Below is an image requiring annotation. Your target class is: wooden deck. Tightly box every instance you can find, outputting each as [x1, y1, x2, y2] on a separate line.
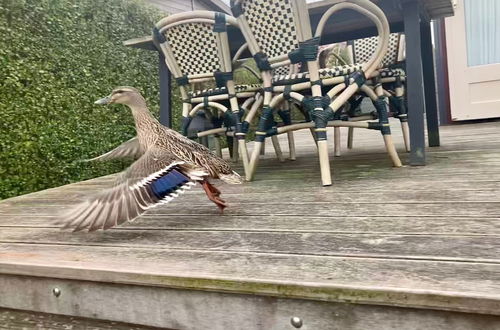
[1, 120, 500, 329]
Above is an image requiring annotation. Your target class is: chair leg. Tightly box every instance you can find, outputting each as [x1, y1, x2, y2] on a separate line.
[271, 135, 285, 162]
[314, 124, 332, 186]
[401, 120, 410, 152]
[317, 139, 332, 186]
[248, 140, 264, 181]
[278, 102, 296, 161]
[232, 137, 239, 163]
[238, 138, 250, 180]
[287, 131, 296, 160]
[373, 97, 403, 168]
[334, 127, 341, 157]
[248, 99, 275, 181]
[214, 135, 223, 158]
[310, 128, 318, 146]
[347, 127, 354, 149]
[392, 76, 409, 152]
[383, 134, 403, 167]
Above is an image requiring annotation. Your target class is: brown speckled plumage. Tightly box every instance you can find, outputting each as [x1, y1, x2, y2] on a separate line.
[132, 102, 234, 180]
[59, 87, 241, 232]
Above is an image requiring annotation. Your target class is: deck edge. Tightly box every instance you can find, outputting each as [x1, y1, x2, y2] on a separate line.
[1, 262, 499, 316]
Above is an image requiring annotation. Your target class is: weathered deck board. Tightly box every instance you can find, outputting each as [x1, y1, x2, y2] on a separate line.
[1, 120, 500, 327]
[1, 216, 499, 237]
[2, 201, 500, 217]
[1, 244, 500, 315]
[0, 307, 163, 330]
[4, 187, 500, 204]
[1, 227, 500, 263]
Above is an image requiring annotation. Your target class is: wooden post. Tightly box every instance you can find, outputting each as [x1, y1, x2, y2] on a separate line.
[347, 127, 354, 149]
[421, 15, 440, 147]
[159, 52, 172, 128]
[403, 0, 426, 165]
[334, 127, 341, 157]
[433, 18, 452, 126]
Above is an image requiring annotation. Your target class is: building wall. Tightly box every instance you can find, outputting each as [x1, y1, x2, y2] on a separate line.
[147, 0, 213, 14]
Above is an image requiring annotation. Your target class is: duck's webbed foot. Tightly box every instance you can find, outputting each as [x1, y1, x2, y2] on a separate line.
[208, 183, 222, 198]
[201, 180, 227, 213]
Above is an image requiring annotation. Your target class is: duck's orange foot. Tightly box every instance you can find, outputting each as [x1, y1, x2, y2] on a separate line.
[201, 180, 227, 214]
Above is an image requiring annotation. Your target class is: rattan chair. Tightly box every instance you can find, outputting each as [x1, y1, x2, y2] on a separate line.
[345, 33, 409, 152]
[231, 0, 402, 186]
[232, 53, 302, 162]
[153, 11, 262, 178]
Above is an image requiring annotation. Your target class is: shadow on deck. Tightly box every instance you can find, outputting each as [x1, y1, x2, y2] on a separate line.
[1, 120, 500, 329]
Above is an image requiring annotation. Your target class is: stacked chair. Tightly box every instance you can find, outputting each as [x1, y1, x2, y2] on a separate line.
[152, 0, 404, 186]
[153, 11, 262, 179]
[231, 0, 402, 185]
[344, 32, 409, 152]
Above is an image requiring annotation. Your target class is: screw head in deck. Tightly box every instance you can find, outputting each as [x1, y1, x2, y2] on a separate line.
[291, 316, 303, 328]
[52, 287, 61, 297]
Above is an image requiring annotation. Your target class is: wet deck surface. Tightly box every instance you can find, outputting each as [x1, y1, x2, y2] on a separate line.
[1, 120, 500, 316]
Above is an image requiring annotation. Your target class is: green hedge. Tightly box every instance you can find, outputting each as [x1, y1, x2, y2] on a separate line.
[0, 0, 182, 199]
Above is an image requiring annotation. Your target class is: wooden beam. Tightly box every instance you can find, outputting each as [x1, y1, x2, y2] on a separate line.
[421, 15, 440, 147]
[403, 0, 427, 165]
[158, 53, 172, 128]
[122, 36, 156, 51]
[1, 275, 499, 329]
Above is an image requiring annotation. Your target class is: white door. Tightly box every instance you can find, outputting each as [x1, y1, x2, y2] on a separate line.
[445, 0, 500, 121]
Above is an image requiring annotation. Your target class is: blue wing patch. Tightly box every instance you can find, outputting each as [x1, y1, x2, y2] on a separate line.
[150, 168, 190, 199]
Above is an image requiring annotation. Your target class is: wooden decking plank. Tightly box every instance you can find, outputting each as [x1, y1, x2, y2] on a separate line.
[2, 215, 499, 236]
[1, 227, 499, 263]
[4, 182, 500, 207]
[0, 243, 498, 315]
[1, 200, 500, 218]
[5, 188, 500, 206]
[9, 163, 500, 185]
[5, 176, 500, 199]
[246, 171, 500, 182]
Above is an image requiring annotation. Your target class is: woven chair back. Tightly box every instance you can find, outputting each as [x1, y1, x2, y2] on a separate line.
[164, 22, 222, 76]
[232, 0, 306, 61]
[352, 33, 402, 67]
[156, 12, 239, 80]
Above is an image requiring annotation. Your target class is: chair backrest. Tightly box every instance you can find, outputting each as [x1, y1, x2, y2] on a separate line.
[351, 33, 402, 67]
[154, 12, 238, 82]
[231, 0, 311, 63]
[164, 23, 221, 76]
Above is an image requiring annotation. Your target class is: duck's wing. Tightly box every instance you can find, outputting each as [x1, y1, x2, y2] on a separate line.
[83, 137, 143, 162]
[59, 148, 207, 232]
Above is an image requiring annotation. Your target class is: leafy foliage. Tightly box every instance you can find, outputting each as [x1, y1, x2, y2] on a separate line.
[0, 0, 181, 199]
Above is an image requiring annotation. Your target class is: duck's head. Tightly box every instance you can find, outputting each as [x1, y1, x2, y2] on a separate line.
[94, 86, 143, 106]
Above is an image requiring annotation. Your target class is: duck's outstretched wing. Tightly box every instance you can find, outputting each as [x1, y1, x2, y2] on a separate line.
[83, 137, 143, 162]
[60, 148, 207, 232]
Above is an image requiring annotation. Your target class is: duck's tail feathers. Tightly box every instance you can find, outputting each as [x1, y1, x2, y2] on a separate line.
[219, 171, 243, 184]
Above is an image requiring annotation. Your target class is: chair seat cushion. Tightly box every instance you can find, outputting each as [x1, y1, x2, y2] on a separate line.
[188, 84, 261, 98]
[272, 64, 364, 86]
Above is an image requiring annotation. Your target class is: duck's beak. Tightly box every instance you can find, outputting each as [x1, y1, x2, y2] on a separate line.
[94, 95, 112, 105]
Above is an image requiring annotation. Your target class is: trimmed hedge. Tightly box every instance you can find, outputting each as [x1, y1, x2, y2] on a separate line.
[0, 0, 181, 199]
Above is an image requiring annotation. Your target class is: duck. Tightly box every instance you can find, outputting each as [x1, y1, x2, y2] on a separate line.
[61, 87, 242, 232]
[83, 136, 142, 162]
